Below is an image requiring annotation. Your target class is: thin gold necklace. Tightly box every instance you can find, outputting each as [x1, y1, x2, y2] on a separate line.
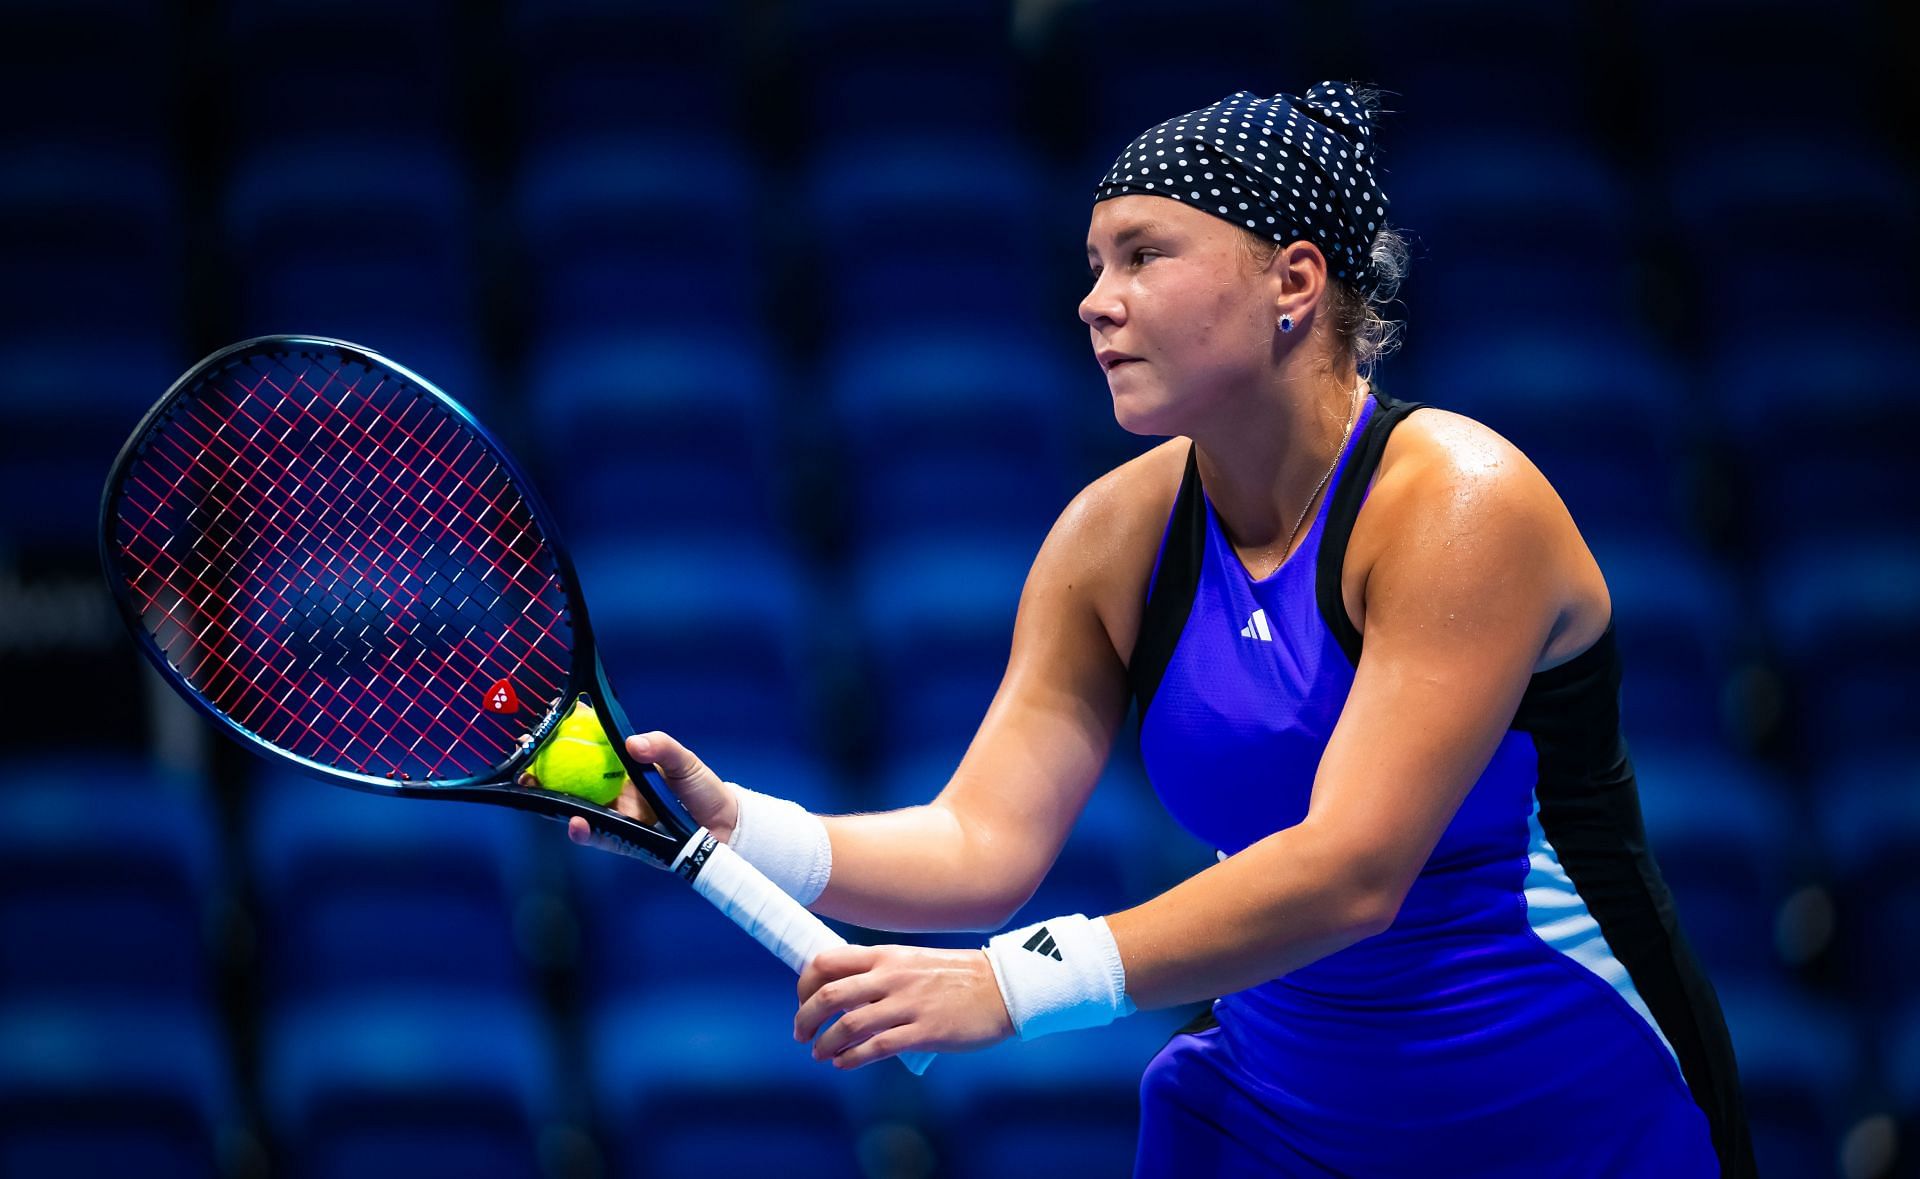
[1282, 379, 1364, 560]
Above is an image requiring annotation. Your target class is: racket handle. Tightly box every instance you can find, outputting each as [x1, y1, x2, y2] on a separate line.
[687, 839, 934, 1076]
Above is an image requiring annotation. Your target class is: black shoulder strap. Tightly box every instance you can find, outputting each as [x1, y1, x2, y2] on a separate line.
[1126, 442, 1206, 723]
[1316, 392, 1427, 668]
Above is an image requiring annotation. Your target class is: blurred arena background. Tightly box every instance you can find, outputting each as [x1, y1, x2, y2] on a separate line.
[1, 0, 1915, 1175]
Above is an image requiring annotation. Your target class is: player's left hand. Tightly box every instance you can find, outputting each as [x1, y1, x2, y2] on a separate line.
[795, 944, 1014, 1069]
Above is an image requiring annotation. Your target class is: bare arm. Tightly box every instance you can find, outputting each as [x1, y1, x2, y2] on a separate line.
[811, 483, 1139, 932]
[1107, 430, 1579, 1007]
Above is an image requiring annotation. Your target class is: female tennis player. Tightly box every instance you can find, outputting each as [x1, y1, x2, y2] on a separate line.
[567, 84, 1754, 1177]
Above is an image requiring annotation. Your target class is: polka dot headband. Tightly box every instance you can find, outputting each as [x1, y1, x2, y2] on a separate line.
[1094, 83, 1391, 299]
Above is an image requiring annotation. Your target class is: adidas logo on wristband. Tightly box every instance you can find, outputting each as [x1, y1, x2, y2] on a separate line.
[985, 914, 1135, 1040]
[1022, 926, 1064, 960]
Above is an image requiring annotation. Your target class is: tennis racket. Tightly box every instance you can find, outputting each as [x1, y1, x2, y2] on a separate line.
[99, 334, 932, 1075]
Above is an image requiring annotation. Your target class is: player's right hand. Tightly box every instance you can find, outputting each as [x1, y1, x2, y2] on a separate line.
[566, 731, 740, 847]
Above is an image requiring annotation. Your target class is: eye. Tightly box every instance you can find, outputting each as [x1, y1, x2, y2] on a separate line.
[1087, 249, 1153, 279]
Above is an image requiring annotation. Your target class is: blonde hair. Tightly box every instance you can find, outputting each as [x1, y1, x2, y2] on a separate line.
[1239, 85, 1409, 381]
[1241, 216, 1409, 383]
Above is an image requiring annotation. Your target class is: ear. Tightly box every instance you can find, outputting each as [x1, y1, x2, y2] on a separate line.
[1272, 239, 1331, 325]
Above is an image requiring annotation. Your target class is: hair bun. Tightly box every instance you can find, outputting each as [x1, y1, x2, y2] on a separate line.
[1299, 80, 1375, 141]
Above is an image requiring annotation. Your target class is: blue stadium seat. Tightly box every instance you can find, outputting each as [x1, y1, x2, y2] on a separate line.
[247, 769, 539, 1005]
[1889, 999, 1920, 1144]
[514, 136, 764, 344]
[1391, 137, 1644, 342]
[573, 864, 802, 1003]
[1669, 134, 1916, 344]
[567, 748, 853, 1004]
[803, 136, 1053, 338]
[1639, 1, 1879, 143]
[782, 0, 1020, 147]
[1354, 0, 1597, 141]
[807, 59, 1021, 153]
[1588, 538, 1743, 753]
[1711, 338, 1920, 545]
[1407, 256, 1649, 350]
[1716, 982, 1858, 1179]
[0, 756, 221, 1003]
[589, 985, 872, 1179]
[222, 140, 486, 409]
[828, 328, 1077, 548]
[785, 0, 1010, 59]
[1061, 0, 1301, 157]
[1816, 752, 1920, 1013]
[0, 999, 236, 1178]
[0, 0, 178, 151]
[1082, 750, 1222, 900]
[0, 339, 184, 550]
[1761, 540, 1920, 760]
[508, 0, 748, 144]
[921, 1009, 1193, 1179]
[525, 332, 783, 543]
[1390, 134, 1634, 262]
[261, 992, 560, 1179]
[569, 541, 819, 757]
[1416, 332, 1697, 544]
[1630, 748, 1801, 981]
[0, 146, 181, 347]
[676, 743, 853, 821]
[222, 0, 463, 149]
[854, 539, 1032, 762]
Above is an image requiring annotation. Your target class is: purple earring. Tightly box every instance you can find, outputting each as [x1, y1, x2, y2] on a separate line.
[1279, 315, 1294, 333]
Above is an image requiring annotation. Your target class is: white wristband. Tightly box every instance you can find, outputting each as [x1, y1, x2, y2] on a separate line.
[723, 782, 832, 906]
[983, 914, 1136, 1040]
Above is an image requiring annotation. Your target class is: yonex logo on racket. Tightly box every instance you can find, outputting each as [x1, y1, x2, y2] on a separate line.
[1022, 926, 1063, 960]
[483, 678, 521, 714]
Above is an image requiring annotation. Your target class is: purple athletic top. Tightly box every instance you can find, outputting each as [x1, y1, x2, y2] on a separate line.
[1123, 390, 1750, 1177]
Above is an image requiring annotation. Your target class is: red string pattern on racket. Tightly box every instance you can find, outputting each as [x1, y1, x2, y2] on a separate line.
[112, 349, 574, 782]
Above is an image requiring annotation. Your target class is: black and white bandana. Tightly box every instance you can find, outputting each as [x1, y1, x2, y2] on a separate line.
[1093, 83, 1391, 299]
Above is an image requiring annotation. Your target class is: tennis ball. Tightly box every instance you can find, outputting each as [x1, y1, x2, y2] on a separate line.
[528, 700, 626, 806]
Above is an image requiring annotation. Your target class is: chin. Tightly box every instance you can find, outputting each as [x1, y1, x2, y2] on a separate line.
[1111, 395, 1181, 438]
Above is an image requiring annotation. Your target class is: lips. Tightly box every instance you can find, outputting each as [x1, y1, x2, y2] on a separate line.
[1098, 351, 1141, 371]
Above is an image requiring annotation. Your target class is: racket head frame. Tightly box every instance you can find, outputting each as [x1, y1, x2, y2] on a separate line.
[99, 334, 699, 865]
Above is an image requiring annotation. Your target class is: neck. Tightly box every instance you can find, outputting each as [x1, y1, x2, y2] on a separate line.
[1191, 371, 1367, 559]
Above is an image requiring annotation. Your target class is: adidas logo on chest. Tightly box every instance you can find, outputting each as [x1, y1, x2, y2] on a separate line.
[1239, 608, 1273, 642]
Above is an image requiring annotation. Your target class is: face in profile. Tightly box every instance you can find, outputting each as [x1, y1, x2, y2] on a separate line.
[1080, 195, 1291, 437]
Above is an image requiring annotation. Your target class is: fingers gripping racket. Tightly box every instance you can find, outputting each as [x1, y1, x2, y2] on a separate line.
[100, 335, 932, 1074]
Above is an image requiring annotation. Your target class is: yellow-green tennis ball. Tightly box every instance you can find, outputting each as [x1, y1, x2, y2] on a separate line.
[529, 701, 626, 806]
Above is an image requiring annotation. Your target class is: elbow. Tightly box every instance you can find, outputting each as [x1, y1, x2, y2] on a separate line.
[1331, 854, 1408, 942]
[1346, 885, 1402, 941]
[974, 884, 1040, 934]
[942, 802, 1049, 932]
[935, 899, 1028, 935]
[1307, 827, 1409, 942]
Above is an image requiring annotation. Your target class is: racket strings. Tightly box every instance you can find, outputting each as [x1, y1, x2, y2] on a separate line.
[112, 350, 574, 781]
[145, 358, 568, 772]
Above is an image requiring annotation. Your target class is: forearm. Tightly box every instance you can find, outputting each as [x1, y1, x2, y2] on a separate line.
[1105, 821, 1396, 1010]
[812, 803, 1015, 933]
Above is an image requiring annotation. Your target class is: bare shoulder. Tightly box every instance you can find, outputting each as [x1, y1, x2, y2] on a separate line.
[1352, 407, 1611, 668]
[1372, 407, 1552, 506]
[1037, 437, 1190, 665]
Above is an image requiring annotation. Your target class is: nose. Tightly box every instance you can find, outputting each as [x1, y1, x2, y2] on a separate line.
[1078, 272, 1124, 329]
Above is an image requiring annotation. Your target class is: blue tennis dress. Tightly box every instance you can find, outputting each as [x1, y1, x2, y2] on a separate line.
[1124, 391, 1751, 1177]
